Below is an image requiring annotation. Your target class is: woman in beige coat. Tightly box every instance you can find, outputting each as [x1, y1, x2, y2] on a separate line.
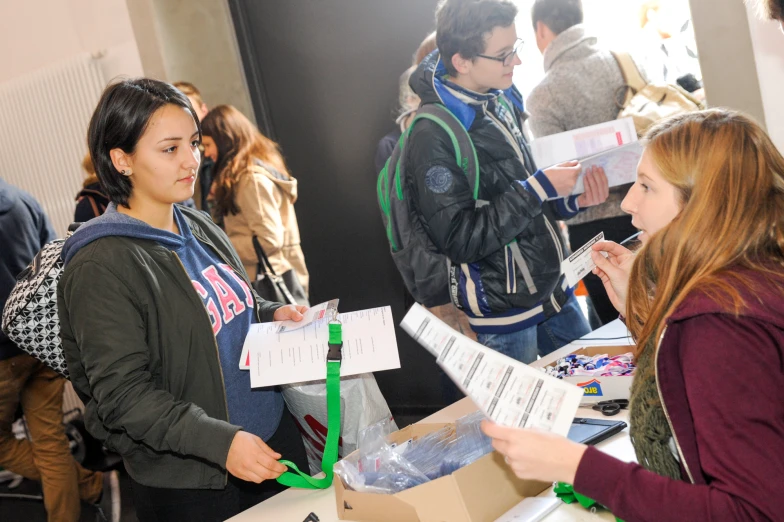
[201, 105, 309, 297]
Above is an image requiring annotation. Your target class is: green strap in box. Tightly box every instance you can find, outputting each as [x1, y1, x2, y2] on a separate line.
[554, 482, 624, 522]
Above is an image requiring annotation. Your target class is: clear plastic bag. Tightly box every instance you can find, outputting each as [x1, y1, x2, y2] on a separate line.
[335, 417, 430, 494]
[334, 410, 495, 494]
[437, 410, 494, 476]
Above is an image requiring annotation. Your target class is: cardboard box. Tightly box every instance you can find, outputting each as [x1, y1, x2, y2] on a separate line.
[334, 422, 550, 522]
[533, 345, 636, 404]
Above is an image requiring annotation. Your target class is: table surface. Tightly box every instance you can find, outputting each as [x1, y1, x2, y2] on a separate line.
[228, 320, 635, 522]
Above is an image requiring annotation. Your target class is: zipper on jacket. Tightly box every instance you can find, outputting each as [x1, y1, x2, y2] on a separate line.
[543, 218, 564, 264]
[486, 107, 565, 265]
[550, 293, 562, 313]
[653, 326, 696, 484]
[172, 251, 232, 486]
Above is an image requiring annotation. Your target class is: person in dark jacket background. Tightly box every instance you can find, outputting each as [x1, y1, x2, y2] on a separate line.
[483, 109, 784, 521]
[58, 78, 308, 522]
[402, 0, 609, 363]
[0, 179, 119, 522]
[74, 152, 109, 222]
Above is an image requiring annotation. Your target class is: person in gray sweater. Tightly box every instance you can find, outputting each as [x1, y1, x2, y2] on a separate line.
[526, 0, 642, 324]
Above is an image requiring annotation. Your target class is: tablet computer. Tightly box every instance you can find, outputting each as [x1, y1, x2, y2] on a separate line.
[567, 418, 627, 446]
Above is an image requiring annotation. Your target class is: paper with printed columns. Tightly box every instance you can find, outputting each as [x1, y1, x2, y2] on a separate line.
[243, 306, 401, 388]
[401, 304, 582, 436]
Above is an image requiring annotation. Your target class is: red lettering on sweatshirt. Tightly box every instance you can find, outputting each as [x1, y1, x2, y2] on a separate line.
[203, 265, 246, 323]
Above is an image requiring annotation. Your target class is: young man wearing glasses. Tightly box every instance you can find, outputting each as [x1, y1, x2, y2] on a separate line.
[401, 0, 609, 363]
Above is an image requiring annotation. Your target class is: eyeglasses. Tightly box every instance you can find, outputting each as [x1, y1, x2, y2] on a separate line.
[476, 39, 524, 67]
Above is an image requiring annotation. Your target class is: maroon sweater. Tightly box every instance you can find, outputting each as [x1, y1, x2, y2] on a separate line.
[574, 269, 784, 521]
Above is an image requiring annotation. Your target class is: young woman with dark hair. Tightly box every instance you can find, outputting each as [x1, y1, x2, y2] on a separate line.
[58, 78, 309, 521]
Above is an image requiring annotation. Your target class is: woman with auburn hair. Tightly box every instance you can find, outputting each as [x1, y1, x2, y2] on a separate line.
[201, 105, 309, 302]
[482, 109, 784, 521]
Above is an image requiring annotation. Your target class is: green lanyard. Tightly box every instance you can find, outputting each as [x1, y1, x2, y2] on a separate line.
[276, 321, 342, 489]
[554, 482, 624, 522]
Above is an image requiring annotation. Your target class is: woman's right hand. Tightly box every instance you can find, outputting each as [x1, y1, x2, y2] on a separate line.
[591, 241, 636, 314]
[225, 431, 287, 483]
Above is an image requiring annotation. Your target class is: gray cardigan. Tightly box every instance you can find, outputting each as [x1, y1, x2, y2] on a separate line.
[526, 25, 639, 225]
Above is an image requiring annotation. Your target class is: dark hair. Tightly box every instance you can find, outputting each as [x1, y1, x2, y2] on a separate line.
[760, 0, 784, 21]
[201, 105, 289, 217]
[531, 0, 583, 35]
[87, 78, 200, 207]
[435, 0, 518, 76]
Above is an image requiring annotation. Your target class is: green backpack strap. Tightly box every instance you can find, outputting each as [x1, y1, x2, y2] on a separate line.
[275, 321, 342, 489]
[400, 103, 480, 201]
[377, 131, 406, 251]
[376, 103, 480, 255]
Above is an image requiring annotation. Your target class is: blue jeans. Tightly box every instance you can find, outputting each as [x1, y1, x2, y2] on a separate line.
[476, 295, 591, 364]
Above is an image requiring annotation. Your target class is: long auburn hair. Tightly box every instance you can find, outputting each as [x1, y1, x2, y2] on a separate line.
[627, 109, 784, 355]
[201, 105, 290, 216]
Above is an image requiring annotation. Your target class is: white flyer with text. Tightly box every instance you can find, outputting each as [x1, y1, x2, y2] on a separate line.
[401, 304, 582, 436]
[245, 306, 401, 388]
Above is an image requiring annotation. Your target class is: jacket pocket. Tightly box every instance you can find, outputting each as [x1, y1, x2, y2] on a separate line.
[506, 241, 538, 295]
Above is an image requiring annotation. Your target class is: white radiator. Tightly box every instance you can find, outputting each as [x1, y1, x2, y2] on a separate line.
[0, 53, 105, 237]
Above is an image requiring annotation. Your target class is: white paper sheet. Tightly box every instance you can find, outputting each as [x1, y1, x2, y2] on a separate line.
[276, 298, 340, 333]
[239, 299, 341, 370]
[571, 141, 642, 195]
[246, 306, 401, 388]
[531, 117, 637, 168]
[561, 232, 604, 287]
[401, 304, 582, 436]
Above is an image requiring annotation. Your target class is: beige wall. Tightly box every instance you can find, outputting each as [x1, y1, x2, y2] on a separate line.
[745, 4, 784, 152]
[126, 0, 255, 121]
[689, 0, 767, 128]
[0, 0, 144, 83]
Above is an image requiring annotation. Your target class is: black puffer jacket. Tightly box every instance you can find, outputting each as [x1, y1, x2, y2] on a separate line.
[404, 52, 581, 334]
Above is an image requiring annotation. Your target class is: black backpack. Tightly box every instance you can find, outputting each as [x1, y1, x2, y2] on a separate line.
[377, 104, 479, 307]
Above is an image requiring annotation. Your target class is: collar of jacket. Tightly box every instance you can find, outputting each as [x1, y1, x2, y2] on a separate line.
[542, 24, 597, 71]
[427, 51, 526, 130]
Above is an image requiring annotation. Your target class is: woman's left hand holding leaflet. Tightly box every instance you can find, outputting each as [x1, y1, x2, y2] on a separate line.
[273, 304, 309, 322]
[481, 420, 587, 484]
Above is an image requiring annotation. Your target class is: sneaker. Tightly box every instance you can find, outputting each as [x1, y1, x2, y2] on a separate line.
[95, 470, 121, 522]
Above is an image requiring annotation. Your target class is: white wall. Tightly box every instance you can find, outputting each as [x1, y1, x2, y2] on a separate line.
[746, 5, 784, 153]
[0, 0, 144, 83]
[0, 0, 144, 235]
[126, 0, 255, 122]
